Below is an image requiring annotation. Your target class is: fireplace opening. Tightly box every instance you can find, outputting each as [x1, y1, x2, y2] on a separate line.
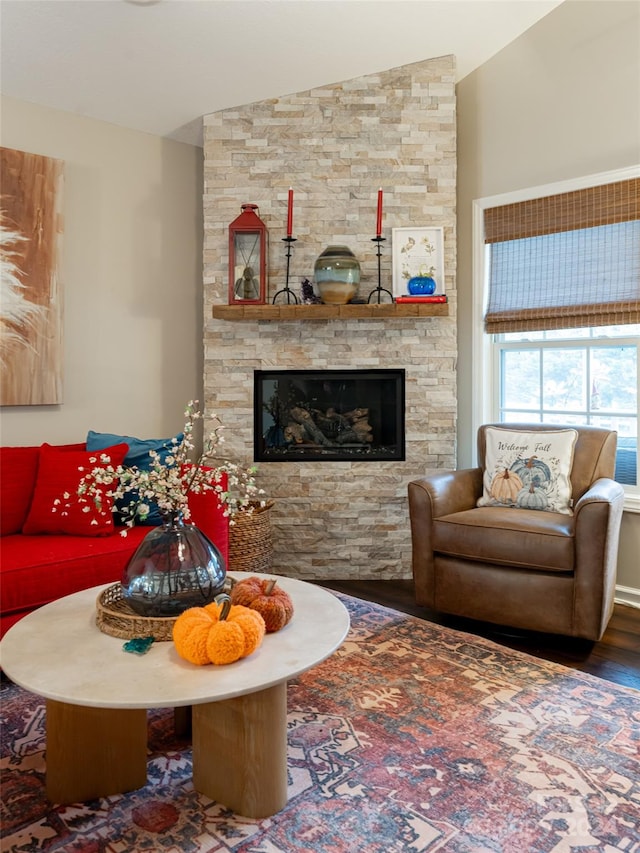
[254, 369, 405, 462]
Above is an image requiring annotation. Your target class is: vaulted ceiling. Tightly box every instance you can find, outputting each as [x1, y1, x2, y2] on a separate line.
[0, 0, 562, 147]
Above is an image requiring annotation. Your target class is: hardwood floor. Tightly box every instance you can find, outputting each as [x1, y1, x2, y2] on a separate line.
[319, 579, 640, 691]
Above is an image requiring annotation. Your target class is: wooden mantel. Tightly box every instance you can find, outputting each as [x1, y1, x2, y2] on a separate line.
[211, 303, 449, 321]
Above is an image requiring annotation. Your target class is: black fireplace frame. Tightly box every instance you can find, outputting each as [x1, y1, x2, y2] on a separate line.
[254, 368, 406, 462]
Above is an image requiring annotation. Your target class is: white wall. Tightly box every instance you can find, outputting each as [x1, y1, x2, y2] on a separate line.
[456, 0, 640, 600]
[0, 96, 203, 445]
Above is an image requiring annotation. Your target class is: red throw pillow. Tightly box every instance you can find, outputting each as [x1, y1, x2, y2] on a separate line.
[0, 446, 41, 535]
[22, 443, 128, 536]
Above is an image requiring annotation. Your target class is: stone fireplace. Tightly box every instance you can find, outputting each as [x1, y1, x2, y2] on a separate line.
[203, 55, 457, 581]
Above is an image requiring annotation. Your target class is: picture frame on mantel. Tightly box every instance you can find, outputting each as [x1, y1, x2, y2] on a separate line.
[391, 226, 445, 298]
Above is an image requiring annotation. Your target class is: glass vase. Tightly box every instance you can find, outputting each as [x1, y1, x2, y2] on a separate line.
[121, 511, 227, 617]
[407, 276, 437, 295]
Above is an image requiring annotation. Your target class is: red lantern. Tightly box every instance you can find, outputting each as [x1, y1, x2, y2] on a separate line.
[228, 203, 268, 304]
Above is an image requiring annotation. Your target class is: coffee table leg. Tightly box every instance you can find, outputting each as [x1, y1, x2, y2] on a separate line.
[174, 705, 192, 738]
[45, 699, 148, 803]
[192, 681, 288, 818]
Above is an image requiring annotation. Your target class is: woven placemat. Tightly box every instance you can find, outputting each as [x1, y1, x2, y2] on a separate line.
[96, 584, 179, 641]
[96, 580, 236, 641]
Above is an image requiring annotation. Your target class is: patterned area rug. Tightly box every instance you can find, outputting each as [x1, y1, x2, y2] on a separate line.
[1, 593, 639, 853]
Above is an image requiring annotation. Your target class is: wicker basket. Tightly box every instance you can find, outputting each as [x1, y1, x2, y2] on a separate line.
[228, 500, 274, 574]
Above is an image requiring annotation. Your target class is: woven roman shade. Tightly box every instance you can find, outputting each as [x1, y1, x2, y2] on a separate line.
[484, 178, 640, 334]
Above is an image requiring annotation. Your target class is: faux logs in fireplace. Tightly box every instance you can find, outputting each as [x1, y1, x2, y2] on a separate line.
[254, 369, 405, 462]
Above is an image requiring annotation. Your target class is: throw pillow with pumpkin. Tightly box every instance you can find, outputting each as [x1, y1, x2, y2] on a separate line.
[229, 576, 294, 633]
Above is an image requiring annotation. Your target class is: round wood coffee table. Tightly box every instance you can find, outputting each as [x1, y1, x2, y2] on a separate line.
[0, 572, 350, 818]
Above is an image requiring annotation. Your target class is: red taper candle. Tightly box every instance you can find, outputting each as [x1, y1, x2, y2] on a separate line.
[287, 188, 294, 237]
[376, 188, 383, 237]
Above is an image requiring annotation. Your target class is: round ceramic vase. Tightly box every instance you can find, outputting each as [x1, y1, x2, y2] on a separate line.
[314, 245, 361, 304]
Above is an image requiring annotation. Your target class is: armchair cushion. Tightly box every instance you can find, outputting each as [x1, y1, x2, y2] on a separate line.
[477, 427, 578, 514]
[433, 506, 575, 572]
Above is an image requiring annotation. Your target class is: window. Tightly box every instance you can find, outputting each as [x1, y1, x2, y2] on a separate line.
[496, 327, 638, 486]
[473, 168, 640, 509]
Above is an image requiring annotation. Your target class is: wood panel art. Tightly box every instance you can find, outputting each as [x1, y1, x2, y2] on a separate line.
[0, 146, 64, 405]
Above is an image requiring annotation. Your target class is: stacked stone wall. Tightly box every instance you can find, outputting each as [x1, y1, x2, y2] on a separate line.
[203, 56, 457, 580]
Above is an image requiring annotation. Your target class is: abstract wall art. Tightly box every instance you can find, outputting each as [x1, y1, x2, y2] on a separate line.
[0, 146, 64, 406]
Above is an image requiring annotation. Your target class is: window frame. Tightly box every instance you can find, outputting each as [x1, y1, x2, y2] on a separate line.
[472, 166, 640, 512]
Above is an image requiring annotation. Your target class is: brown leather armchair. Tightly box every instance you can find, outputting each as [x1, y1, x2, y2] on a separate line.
[408, 424, 625, 641]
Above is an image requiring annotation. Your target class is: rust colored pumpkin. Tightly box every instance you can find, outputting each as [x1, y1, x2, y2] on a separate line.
[230, 576, 294, 633]
[490, 468, 523, 503]
[173, 600, 265, 666]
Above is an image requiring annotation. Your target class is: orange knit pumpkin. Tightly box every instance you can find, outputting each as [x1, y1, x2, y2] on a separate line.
[173, 600, 265, 666]
[230, 576, 294, 633]
[172, 606, 216, 665]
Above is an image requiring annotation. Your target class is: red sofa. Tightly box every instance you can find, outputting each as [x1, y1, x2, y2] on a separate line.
[0, 443, 229, 638]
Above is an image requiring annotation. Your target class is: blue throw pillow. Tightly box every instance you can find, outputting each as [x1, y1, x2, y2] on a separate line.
[86, 430, 183, 526]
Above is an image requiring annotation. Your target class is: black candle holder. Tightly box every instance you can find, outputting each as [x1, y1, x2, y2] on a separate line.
[367, 236, 393, 303]
[272, 236, 300, 304]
